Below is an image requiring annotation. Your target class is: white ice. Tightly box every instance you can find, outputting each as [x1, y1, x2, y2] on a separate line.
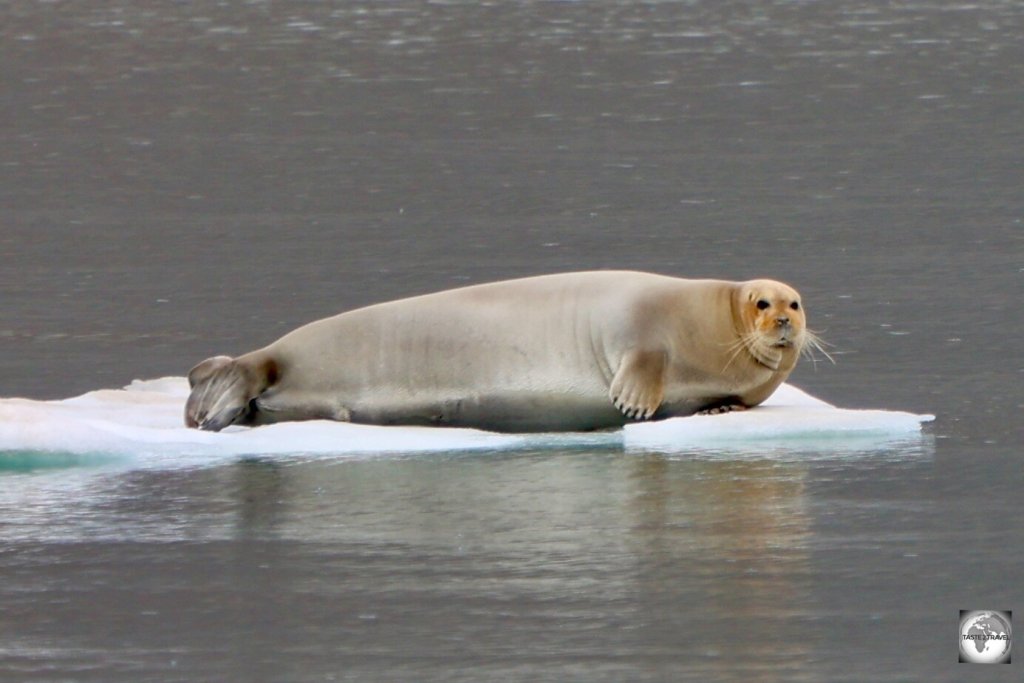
[0, 378, 933, 465]
[624, 383, 934, 453]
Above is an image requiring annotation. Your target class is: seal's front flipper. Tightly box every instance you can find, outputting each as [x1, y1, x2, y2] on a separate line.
[185, 355, 274, 431]
[609, 349, 667, 420]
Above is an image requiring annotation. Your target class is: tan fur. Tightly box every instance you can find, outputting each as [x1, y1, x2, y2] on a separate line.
[184, 271, 808, 432]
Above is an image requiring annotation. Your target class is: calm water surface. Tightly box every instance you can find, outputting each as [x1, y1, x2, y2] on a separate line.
[1, 1, 1021, 681]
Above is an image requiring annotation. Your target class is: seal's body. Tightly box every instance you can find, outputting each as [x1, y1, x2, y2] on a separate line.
[185, 271, 811, 432]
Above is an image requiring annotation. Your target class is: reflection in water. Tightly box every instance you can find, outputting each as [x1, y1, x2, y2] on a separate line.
[232, 457, 289, 537]
[186, 447, 939, 680]
[628, 455, 813, 679]
[0, 439, 939, 680]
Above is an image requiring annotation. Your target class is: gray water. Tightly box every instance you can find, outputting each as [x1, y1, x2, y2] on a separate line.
[1, 1, 1021, 681]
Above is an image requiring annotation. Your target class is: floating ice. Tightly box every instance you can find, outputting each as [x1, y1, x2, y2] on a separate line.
[625, 384, 934, 453]
[0, 378, 533, 462]
[0, 378, 933, 466]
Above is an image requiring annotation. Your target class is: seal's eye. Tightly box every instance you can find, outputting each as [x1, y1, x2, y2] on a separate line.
[756, 299, 770, 311]
[790, 301, 800, 311]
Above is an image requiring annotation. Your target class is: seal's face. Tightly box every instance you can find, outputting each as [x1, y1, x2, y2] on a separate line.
[734, 280, 806, 370]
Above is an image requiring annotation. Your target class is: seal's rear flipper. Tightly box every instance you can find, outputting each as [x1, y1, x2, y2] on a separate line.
[187, 355, 234, 389]
[185, 355, 272, 431]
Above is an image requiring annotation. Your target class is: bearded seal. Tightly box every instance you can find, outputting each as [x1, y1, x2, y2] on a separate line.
[185, 271, 823, 432]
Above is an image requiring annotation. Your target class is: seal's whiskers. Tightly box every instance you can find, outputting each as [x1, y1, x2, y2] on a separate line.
[800, 330, 836, 368]
[722, 332, 761, 371]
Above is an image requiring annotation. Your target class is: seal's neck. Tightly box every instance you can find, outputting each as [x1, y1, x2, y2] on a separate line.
[749, 345, 783, 371]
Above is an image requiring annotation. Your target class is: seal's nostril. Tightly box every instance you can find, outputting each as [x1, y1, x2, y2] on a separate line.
[777, 316, 790, 326]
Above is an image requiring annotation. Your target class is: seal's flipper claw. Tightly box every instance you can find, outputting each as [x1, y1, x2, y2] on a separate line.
[199, 404, 247, 432]
[609, 348, 667, 421]
[696, 402, 747, 416]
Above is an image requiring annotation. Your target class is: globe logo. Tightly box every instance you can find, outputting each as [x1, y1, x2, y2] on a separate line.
[959, 610, 1011, 664]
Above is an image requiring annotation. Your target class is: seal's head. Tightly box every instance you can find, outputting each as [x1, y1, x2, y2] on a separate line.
[732, 279, 807, 371]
